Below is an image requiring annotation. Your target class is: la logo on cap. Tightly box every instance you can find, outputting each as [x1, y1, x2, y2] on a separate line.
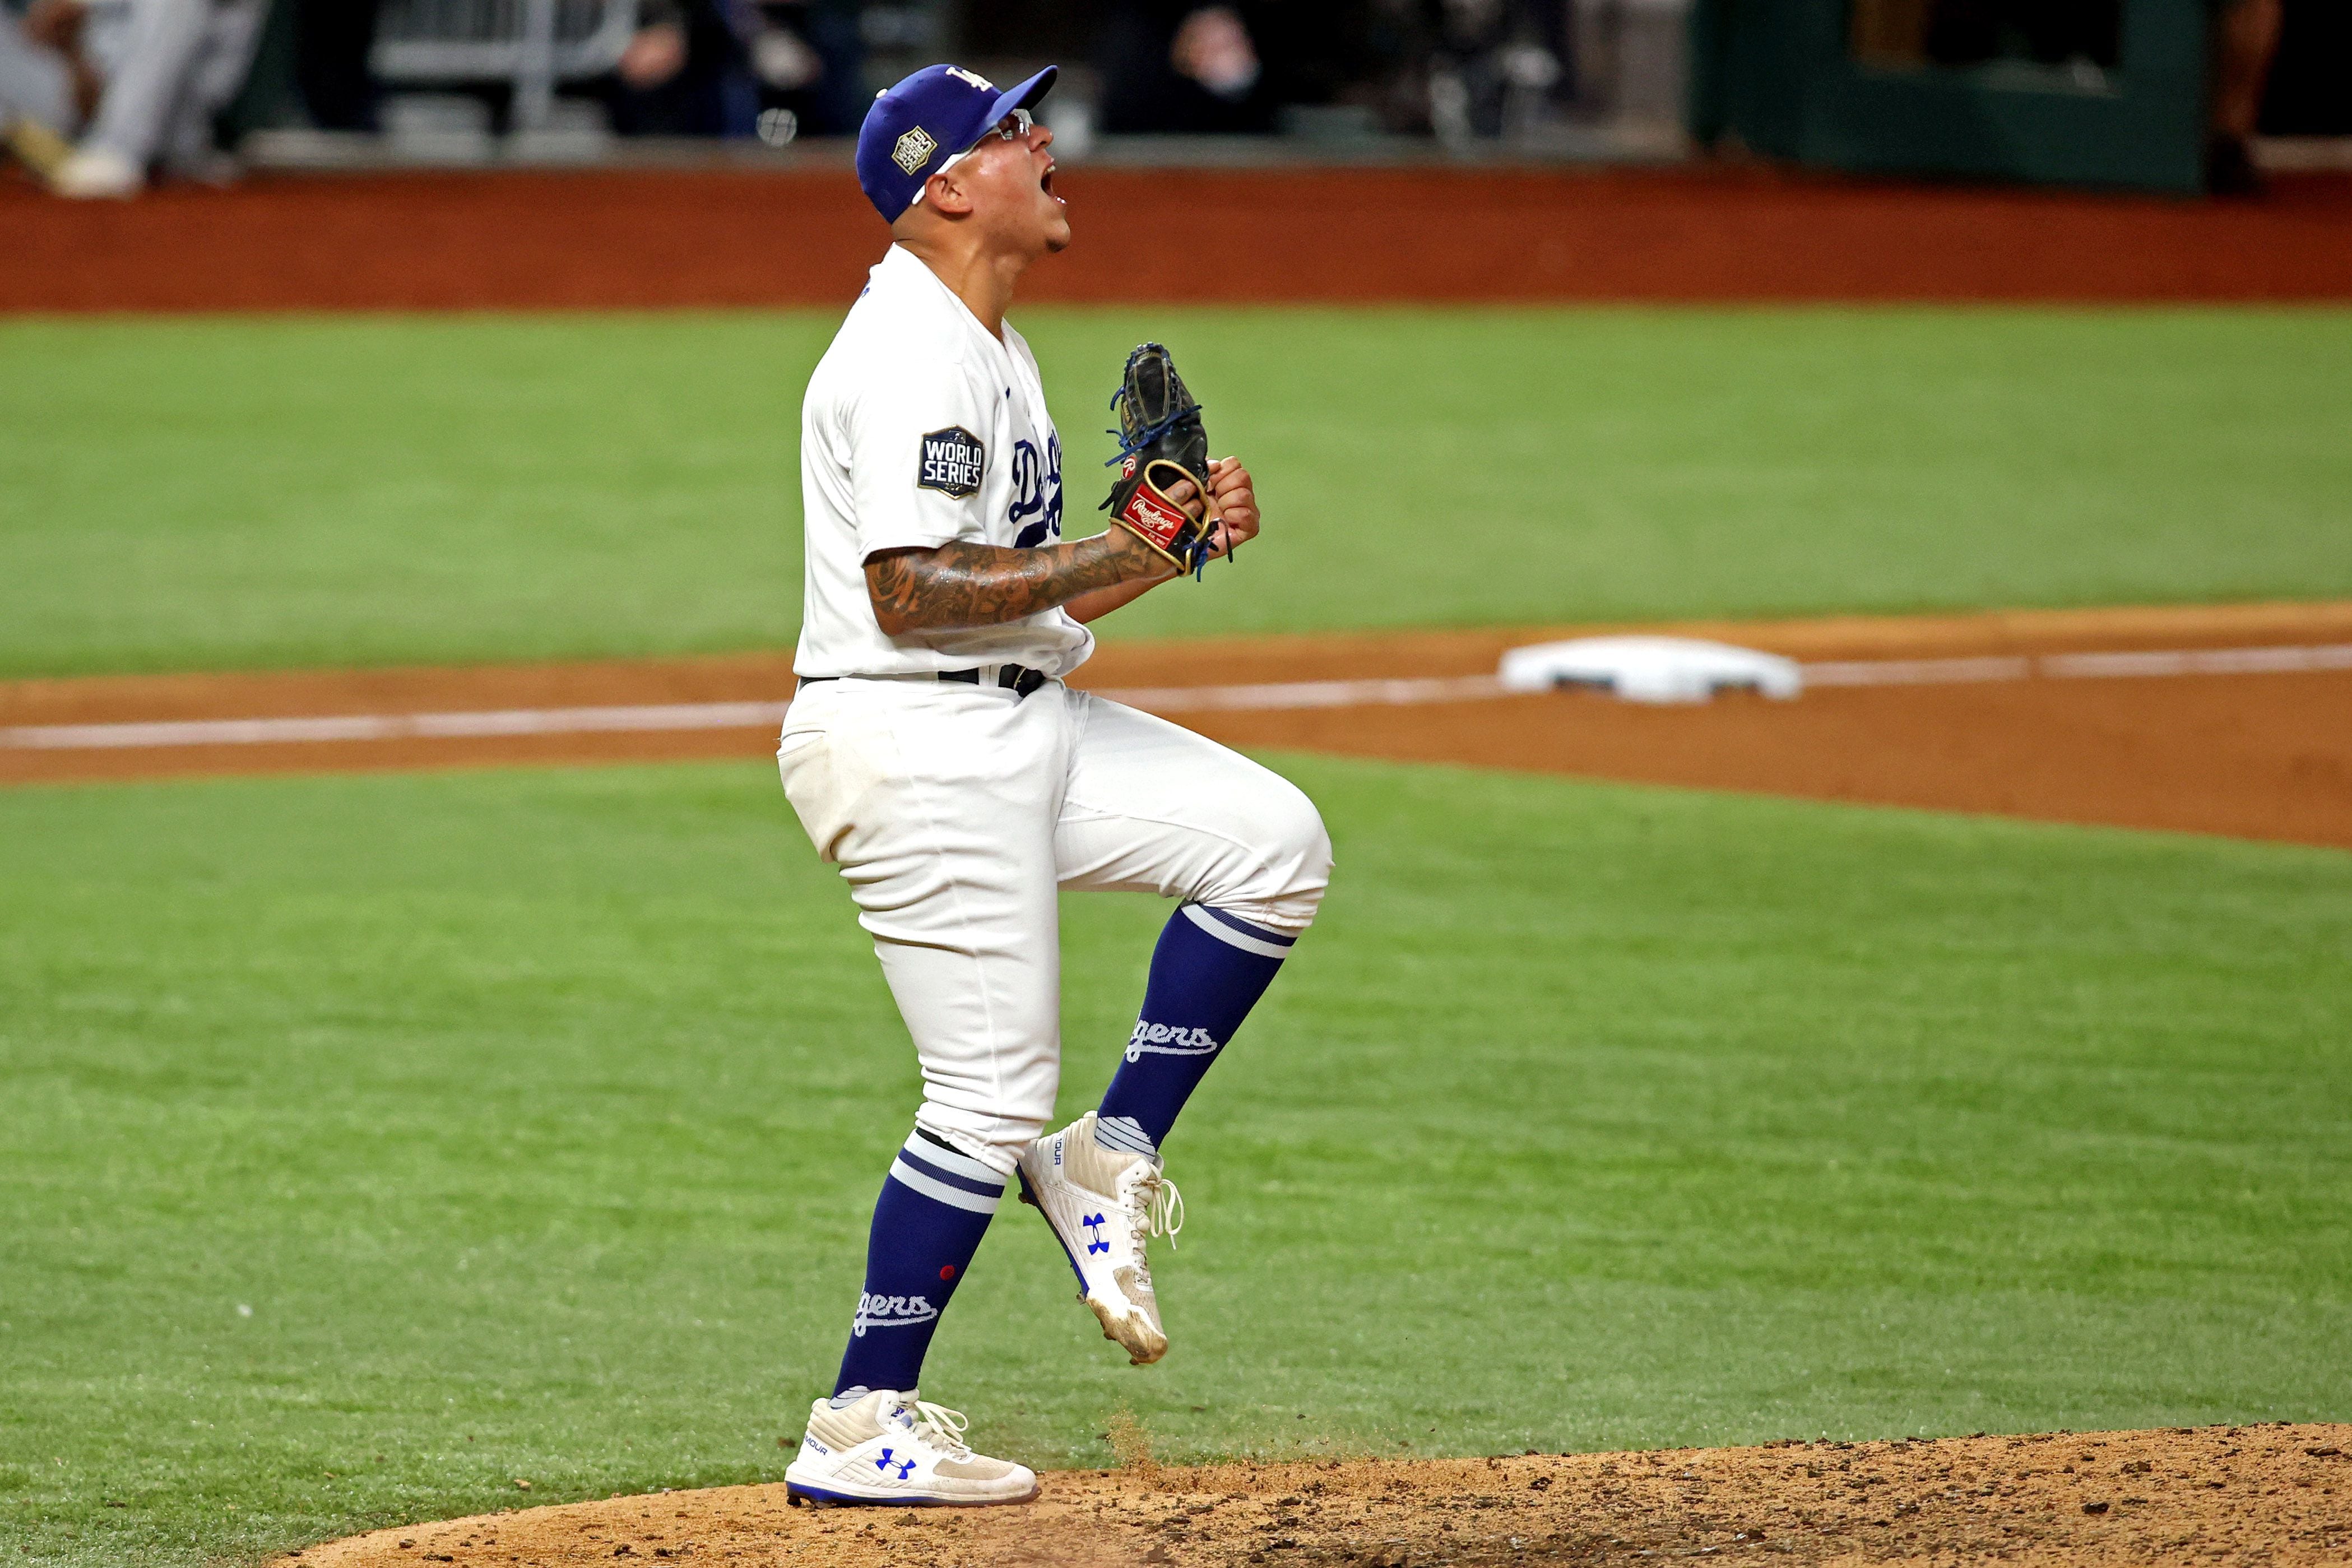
[891, 126, 936, 174]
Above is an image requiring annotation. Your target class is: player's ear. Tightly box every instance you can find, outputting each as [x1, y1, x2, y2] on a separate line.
[924, 167, 976, 217]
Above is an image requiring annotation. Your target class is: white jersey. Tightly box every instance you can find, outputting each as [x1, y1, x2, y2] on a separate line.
[794, 243, 1093, 680]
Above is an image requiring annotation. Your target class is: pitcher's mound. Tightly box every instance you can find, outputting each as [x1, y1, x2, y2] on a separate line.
[284, 1423, 2348, 1566]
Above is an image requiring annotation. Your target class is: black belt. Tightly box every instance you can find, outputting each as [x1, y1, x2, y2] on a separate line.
[797, 665, 1047, 697]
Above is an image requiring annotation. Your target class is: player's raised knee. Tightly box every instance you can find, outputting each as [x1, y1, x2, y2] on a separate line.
[1235, 780, 1332, 930]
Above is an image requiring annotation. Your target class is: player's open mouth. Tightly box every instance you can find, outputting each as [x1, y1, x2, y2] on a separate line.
[1042, 163, 1061, 203]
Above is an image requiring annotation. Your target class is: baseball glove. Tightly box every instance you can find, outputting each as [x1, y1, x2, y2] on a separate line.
[1101, 342, 1222, 578]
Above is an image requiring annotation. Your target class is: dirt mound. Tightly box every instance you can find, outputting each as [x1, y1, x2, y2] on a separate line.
[283, 1423, 2349, 1566]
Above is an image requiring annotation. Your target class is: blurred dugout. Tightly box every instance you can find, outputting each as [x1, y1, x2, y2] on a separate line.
[2, 0, 2342, 197]
[373, 0, 636, 134]
[362, 2, 865, 146]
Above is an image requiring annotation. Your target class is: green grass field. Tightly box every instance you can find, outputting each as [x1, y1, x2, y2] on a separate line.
[3, 758, 2348, 1565]
[5, 303, 2350, 1567]
[4, 307, 2350, 678]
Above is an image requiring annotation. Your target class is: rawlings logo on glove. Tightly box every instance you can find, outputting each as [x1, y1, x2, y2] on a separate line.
[1101, 342, 1222, 577]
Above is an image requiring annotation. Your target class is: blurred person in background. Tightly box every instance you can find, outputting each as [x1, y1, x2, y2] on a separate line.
[1919, 0, 2281, 195]
[4, 0, 266, 196]
[1098, 2, 1277, 133]
[1413, 0, 1573, 142]
[613, 0, 757, 136]
[747, 0, 862, 137]
[0, 1, 93, 177]
[610, 0, 860, 138]
[2257, 0, 2351, 140]
[293, 0, 378, 132]
[1097, 1, 1405, 136]
[2206, 0, 2281, 194]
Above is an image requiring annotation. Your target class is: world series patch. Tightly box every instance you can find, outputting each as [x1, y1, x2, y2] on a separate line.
[916, 426, 985, 498]
[892, 126, 936, 175]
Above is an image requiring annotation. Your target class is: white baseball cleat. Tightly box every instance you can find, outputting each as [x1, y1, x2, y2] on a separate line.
[783, 1388, 1037, 1507]
[50, 147, 141, 200]
[1017, 1111, 1184, 1365]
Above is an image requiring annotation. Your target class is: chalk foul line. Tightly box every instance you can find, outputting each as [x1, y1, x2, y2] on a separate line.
[4, 643, 2349, 754]
[0, 701, 797, 752]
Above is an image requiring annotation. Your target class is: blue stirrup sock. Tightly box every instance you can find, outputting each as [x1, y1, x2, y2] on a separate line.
[1095, 903, 1296, 1156]
[832, 1128, 1003, 1397]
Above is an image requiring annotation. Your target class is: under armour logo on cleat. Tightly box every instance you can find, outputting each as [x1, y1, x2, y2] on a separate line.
[1082, 1213, 1110, 1255]
[875, 1447, 917, 1479]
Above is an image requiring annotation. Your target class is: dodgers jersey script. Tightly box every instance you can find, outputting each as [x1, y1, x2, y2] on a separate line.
[794, 243, 1093, 679]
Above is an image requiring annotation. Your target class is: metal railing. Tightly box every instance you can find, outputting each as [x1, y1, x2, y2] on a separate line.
[373, 0, 639, 130]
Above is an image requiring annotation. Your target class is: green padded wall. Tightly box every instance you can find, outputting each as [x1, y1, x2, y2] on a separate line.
[1689, 0, 2209, 194]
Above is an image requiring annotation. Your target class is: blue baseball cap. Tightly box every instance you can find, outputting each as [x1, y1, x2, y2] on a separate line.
[856, 63, 1058, 222]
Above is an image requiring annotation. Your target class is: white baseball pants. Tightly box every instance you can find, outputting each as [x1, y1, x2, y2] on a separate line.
[80, 0, 265, 170]
[0, 20, 75, 132]
[776, 676, 1332, 1175]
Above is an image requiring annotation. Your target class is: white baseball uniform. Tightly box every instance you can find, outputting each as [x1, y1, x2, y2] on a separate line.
[780, 243, 1331, 1175]
[81, 0, 266, 169]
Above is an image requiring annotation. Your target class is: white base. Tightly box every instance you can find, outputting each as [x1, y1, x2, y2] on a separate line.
[1499, 636, 1802, 704]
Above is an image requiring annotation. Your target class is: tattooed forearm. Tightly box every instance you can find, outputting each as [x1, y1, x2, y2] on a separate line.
[866, 529, 1173, 635]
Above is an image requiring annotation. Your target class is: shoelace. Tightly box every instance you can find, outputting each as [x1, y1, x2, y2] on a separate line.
[1125, 1169, 1185, 1254]
[891, 1399, 975, 1460]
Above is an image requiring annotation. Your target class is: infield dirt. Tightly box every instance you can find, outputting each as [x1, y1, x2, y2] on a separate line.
[284, 1423, 2350, 1567]
[10, 601, 2350, 851]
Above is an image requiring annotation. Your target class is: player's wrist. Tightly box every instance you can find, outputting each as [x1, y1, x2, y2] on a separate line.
[1094, 522, 1183, 584]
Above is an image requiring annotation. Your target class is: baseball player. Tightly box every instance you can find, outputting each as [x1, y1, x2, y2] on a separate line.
[1, 0, 267, 197]
[774, 63, 1331, 1507]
